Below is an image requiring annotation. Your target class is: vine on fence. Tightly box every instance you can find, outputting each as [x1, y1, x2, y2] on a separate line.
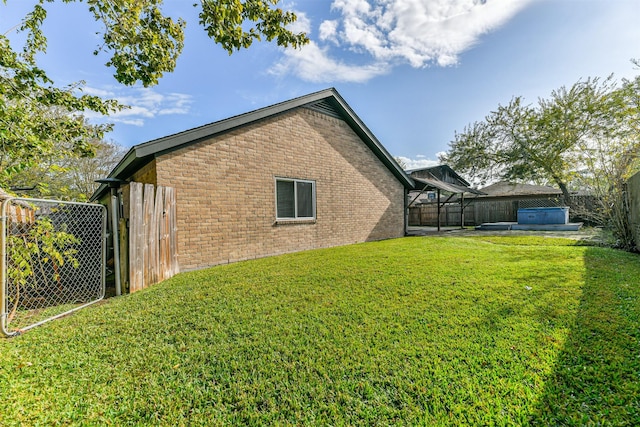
[6, 217, 80, 321]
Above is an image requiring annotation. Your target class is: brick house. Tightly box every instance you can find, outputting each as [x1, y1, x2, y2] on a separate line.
[93, 88, 414, 273]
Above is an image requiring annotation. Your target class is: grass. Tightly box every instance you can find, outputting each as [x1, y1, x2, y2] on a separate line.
[0, 235, 639, 425]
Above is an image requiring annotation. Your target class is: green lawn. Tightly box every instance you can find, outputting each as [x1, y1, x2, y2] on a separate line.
[1, 235, 639, 425]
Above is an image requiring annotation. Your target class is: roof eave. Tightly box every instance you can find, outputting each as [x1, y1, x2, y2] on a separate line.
[90, 88, 415, 199]
[89, 146, 139, 201]
[135, 89, 342, 159]
[327, 91, 414, 189]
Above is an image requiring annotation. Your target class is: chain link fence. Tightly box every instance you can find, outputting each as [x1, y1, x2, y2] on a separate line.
[1, 197, 106, 337]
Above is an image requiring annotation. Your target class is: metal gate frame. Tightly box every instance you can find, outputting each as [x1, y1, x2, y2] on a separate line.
[1, 197, 107, 337]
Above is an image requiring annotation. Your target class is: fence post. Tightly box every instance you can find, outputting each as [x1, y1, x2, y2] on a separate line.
[0, 199, 9, 336]
[437, 189, 441, 231]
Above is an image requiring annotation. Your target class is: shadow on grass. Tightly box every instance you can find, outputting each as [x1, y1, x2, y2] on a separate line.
[530, 247, 640, 425]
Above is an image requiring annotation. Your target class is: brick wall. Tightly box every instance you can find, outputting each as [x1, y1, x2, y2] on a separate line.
[155, 107, 406, 270]
[131, 160, 157, 186]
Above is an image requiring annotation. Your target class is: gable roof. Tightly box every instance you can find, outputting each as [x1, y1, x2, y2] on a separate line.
[92, 88, 414, 200]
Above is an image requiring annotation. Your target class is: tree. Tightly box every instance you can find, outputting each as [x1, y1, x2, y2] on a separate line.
[0, 34, 123, 188]
[393, 156, 408, 170]
[10, 138, 126, 201]
[442, 74, 640, 248]
[571, 75, 640, 248]
[442, 76, 621, 204]
[4, 0, 309, 87]
[64, 139, 127, 199]
[1, 0, 308, 188]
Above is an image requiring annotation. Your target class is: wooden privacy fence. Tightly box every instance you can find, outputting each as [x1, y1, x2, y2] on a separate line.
[128, 182, 179, 292]
[408, 196, 591, 227]
[409, 200, 518, 227]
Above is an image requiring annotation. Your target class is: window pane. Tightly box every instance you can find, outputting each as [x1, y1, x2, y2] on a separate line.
[276, 180, 295, 218]
[296, 181, 314, 218]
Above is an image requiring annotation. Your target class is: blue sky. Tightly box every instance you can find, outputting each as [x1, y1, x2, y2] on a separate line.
[2, 0, 639, 169]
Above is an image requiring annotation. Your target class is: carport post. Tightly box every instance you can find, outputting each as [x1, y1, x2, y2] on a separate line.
[437, 189, 441, 232]
[460, 193, 465, 229]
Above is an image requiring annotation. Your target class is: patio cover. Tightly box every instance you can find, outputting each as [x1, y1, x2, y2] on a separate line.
[408, 168, 485, 231]
[412, 176, 485, 195]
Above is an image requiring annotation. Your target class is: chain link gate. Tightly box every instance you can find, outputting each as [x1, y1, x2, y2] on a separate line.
[1, 197, 107, 337]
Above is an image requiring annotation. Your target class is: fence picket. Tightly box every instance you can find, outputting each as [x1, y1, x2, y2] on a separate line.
[153, 186, 164, 282]
[129, 182, 144, 292]
[142, 184, 155, 289]
[165, 186, 179, 277]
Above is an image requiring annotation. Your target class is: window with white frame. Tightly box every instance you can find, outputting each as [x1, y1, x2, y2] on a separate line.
[275, 178, 316, 220]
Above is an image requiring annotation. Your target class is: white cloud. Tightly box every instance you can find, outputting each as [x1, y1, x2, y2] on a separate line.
[397, 155, 439, 170]
[319, 20, 339, 43]
[80, 86, 115, 97]
[288, 10, 312, 34]
[333, 0, 374, 16]
[377, 0, 532, 67]
[112, 105, 155, 119]
[274, 0, 532, 82]
[270, 41, 390, 83]
[158, 93, 192, 115]
[116, 118, 145, 127]
[82, 86, 193, 126]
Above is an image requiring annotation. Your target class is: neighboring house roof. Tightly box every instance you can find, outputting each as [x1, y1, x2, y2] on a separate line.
[478, 181, 562, 197]
[91, 88, 414, 201]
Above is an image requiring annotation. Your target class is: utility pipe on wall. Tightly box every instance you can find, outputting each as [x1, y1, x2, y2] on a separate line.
[96, 178, 124, 297]
[110, 194, 121, 296]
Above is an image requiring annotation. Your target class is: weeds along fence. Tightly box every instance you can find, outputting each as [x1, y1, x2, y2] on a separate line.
[1, 198, 106, 337]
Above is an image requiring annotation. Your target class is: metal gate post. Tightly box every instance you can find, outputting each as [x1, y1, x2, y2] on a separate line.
[0, 199, 10, 336]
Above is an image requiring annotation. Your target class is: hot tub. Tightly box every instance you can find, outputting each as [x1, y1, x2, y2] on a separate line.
[517, 207, 569, 225]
